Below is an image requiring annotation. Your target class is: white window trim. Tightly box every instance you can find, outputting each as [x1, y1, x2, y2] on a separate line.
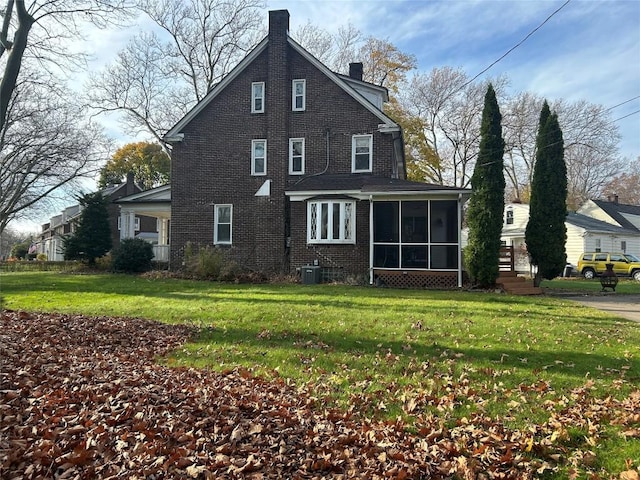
[307, 200, 356, 244]
[352, 134, 373, 173]
[289, 138, 305, 175]
[214, 204, 233, 245]
[292, 79, 306, 111]
[251, 139, 267, 176]
[251, 82, 264, 114]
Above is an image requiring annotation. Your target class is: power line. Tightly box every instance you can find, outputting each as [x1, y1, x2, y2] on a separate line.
[606, 96, 640, 112]
[460, 0, 572, 90]
[612, 109, 640, 123]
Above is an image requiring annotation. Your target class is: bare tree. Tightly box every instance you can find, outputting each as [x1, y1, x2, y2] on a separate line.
[393, 67, 506, 188]
[0, 0, 132, 131]
[88, 0, 264, 147]
[553, 99, 623, 209]
[0, 1, 133, 233]
[502, 91, 542, 201]
[601, 157, 640, 205]
[502, 94, 623, 208]
[0, 72, 109, 233]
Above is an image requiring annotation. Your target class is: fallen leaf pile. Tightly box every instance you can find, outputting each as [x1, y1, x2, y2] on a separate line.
[1, 310, 638, 479]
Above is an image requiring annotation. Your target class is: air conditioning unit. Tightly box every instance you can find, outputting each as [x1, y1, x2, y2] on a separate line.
[302, 265, 321, 284]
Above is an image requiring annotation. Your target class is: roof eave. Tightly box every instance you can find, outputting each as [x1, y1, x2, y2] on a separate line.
[164, 38, 269, 139]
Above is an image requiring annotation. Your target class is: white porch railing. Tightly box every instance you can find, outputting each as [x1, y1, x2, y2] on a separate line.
[153, 245, 169, 262]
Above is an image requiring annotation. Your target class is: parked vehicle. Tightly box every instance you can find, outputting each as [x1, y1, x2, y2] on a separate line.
[577, 252, 640, 281]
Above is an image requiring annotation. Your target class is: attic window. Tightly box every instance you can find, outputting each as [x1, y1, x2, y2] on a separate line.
[506, 209, 514, 225]
[292, 79, 306, 111]
[251, 82, 264, 113]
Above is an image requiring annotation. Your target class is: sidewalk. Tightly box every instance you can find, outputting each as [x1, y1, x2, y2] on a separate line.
[565, 293, 640, 323]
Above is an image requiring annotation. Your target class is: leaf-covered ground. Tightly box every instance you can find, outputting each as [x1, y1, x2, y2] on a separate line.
[1, 310, 638, 479]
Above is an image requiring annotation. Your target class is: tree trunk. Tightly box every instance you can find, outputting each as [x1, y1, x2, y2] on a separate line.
[0, 0, 34, 132]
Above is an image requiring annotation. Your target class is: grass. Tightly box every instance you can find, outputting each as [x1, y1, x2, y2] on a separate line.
[1, 271, 639, 476]
[541, 276, 640, 294]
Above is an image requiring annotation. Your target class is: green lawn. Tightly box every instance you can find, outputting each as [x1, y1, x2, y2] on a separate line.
[2, 271, 639, 477]
[542, 276, 640, 294]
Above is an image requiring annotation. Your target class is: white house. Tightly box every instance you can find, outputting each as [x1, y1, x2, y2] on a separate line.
[501, 201, 640, 273]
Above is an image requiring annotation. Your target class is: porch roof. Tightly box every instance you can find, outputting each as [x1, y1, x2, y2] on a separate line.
[285, 174, 470, 198]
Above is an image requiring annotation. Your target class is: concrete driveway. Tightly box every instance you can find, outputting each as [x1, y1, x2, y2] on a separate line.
[565, 294, 640, 323]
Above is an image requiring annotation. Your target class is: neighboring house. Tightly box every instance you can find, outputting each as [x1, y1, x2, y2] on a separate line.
[115, 184, 171, 262]
[119, 9, 471, 288]
[500, 201, 640, 273]
[577, 196, 640, 232]
[38, 205, 82, 261]
[35, 174, 158, 260]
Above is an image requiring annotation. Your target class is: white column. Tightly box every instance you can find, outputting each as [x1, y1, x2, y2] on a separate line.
[158, 218, 169, 245]
[120, 210, 136, 239]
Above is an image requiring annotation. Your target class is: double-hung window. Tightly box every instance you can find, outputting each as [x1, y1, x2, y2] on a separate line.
[251, 82, 264, 113]
[214, 204, 232, 245]
[252, 139, 267, 175]
[307, 200, 355, 244]
[292, 79, 306, 111]
[289, 138, 305, 175]
[352, 134, 372, 172]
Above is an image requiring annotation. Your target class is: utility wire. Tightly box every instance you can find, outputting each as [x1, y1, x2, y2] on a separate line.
[612, 109, 640, 123]
[606, 96, 640, 111]
[459, 0, 572, 91]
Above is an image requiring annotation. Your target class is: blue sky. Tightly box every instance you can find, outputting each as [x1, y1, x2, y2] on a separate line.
[11, 0, 640, 232]
[267, 0, 639, 159]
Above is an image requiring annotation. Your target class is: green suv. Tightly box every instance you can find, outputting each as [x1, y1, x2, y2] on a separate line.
[577, 252, 640, 281]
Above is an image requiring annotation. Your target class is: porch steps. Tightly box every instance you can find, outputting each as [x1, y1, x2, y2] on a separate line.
[496, 271, 543, 295]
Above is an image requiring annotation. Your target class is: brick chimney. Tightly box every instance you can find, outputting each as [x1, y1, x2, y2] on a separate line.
[269, 9, 289, 41]
[349, 62, 363, 81]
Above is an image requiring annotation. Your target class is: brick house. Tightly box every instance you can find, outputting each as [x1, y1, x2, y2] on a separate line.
[123, 9, 470, 288]
[36, 174, 157, 261]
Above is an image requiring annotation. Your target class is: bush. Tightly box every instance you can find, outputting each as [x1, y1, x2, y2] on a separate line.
[36, 253, 48, 261]
[112, 238, 154, 273]
[184, 243, 240, 282]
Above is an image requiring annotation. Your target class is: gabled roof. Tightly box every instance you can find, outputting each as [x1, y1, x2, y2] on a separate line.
[164, 36, 399, 141]
[591, 199, 640, 231]
[115, 184, 171, 204]
[566, 212, 639, 235]
[286, 173, 470, 199]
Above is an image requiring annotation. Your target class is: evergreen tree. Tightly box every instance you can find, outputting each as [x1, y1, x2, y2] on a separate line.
[466, 84, 505, 287]
[526, 101, 567, 286]
[63, 192, 112, 265]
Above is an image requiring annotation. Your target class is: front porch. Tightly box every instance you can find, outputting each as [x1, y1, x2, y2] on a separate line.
[115, 185, 171, 263]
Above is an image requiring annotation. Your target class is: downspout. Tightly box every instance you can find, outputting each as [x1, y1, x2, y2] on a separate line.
[369, 195, 374, 284]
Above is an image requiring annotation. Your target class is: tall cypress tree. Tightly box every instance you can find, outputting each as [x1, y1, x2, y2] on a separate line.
[526, 101, 567, 286]
[466, 84, 505, 287]
[63, 192, 112, 265]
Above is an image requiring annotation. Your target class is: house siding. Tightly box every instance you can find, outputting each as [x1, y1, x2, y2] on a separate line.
[170, 25, 398, 274]
[565, 224, 586, 266]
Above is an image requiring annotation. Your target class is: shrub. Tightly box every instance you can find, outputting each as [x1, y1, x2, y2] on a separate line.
[184, 243, 242, 282]
[112, 238, 154, 273]
[36, 253, 48, 261]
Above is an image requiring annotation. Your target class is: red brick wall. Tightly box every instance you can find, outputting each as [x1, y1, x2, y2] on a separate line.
[170, 29, 396, 275]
